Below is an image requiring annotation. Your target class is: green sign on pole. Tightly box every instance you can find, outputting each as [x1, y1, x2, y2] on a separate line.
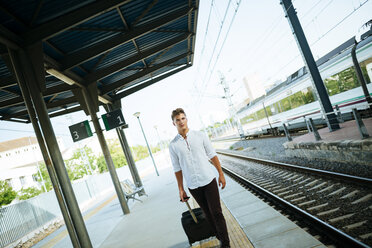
[102, 109, 127, 131]
[69, 120, 93, 142]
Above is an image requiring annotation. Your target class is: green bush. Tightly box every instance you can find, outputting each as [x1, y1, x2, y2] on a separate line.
[18, 187, 43, 200]
[0, 181, 17, 207]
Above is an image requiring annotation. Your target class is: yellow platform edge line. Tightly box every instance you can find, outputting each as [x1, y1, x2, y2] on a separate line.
[191, 198, 254, 248]
[41, 194, 118, 248]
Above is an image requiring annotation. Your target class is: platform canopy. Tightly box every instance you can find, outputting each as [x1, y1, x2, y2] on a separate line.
[0, 0, 199, 123]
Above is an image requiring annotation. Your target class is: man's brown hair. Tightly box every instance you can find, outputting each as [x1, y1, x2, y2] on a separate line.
[171, 108, 186, 121]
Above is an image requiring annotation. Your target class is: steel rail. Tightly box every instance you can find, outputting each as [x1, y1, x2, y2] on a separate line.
[217, 150, 372, 187]
[221, 165, 370, 248]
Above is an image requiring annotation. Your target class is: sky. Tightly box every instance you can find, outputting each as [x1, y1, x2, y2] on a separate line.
[0, 0, 371, 151]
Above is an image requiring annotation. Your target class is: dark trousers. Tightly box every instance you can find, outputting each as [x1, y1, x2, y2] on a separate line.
[189, 178, 230, 247]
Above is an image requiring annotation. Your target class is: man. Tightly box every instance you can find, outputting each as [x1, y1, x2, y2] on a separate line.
[169, 108, 230, 248]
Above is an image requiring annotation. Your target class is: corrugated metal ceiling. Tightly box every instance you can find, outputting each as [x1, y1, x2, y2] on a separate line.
[0, 0, 198, 122]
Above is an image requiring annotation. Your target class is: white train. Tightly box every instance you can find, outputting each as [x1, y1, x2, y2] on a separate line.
[237, 31, 372, 135]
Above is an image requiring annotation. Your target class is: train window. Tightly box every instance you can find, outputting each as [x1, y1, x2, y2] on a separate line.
[289, 91, 305, 108]
[270, 103, 280, 115]
[324, 75, 341, 96]
[280, 97, 291, 111]
[338, 67, 359, 91]
[302, 87, 315, 103]
[265, 106, 272, 116]
[256, 109, 266, 120]
[240, 113, 256, 124]
[359, 57, 372, 84]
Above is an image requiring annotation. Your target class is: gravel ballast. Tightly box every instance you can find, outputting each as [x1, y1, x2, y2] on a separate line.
[217, 137, 372, 179]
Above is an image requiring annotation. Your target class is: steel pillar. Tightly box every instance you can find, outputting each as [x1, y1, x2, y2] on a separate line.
[280, 0, 340, 131]
[307, 118, 322, 141]
[8, 45, 92, 247]
[282, 123, 292, 141]
[106, 103, 144, 192]
[18, 80, 80, 248]
[351, 41, 372, 111]
[135, 115, 159, 176]
[81, 87, 130, 214]
[118, 126, 144, 189]
[352, 109, 370, 139]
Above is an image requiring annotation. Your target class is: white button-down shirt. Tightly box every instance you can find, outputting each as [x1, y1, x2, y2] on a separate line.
[169, 130, 217, 189]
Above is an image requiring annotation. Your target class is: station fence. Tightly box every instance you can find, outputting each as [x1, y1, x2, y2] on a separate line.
[0, 166, 132, 248]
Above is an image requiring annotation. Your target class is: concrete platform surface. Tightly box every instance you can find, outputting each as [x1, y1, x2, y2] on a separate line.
[32, 150, 326, 248]
[220, 176, 326, 248]
[292, 118, 372, 143]
[284, 118, 372, 165]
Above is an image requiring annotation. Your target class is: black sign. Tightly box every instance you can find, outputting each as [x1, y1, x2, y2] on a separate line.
[69, 120, 93, 142]
[102, 109, 127, 131]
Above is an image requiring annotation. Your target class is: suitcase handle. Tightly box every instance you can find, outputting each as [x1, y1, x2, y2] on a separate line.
[185, 201, 198, 224]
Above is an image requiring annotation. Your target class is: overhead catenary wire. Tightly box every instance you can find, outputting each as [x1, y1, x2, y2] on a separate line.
[0, 128, 69, 137]
[245, 0, 335, 77]
[195, 0, 241, 108]
[310, 0, 369, 46]
[200, 0, 232, 87]
[190, 0, 235, 129]
[260, 0, 369, 85]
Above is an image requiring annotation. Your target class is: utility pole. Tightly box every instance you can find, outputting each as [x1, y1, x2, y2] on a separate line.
[281, 0, 340, 131]
[219, 73, 244, 137]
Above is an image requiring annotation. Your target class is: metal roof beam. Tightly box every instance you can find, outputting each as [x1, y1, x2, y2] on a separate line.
[85, 33, 191, 83]
[0, 6, 29, 29]
[47, 96, 77, 108]
[45, 62, 112, 105]
[101, 51, 191, 94]
[59, 5, 193, 71]
[0, 25, 22, 49]
[0, 96, 23, 109]
[22, 0, 132, 45]
[49, 106, 83, 118]
[0, 83, 75, 110]
[113, 64, 190, 100]
[131, 0, 158, 27]
[1, 96, 79, 120]
[0, 75, 17, 89]
[153, 29, 190, 33]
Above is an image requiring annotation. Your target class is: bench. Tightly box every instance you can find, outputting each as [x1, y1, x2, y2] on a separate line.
[120, 179, 146, 202]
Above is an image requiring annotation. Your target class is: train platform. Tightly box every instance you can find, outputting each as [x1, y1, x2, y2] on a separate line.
[32, 151, 325, 248]
[284, 118, 372, 165]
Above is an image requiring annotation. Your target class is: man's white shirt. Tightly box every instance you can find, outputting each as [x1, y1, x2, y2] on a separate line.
[169, 130, 217, 189]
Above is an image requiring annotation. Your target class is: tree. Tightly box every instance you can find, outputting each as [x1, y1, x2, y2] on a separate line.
[34, 146, 98, 190]
[65, 146, 97, 180]
[97, 139, 128, 173]
[0, 180, 17, 207]
[131, 145, 150, 161]
[34, 162, 53, 192]
[17, 187, 42, 200]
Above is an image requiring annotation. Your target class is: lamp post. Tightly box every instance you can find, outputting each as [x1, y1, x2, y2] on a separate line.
[133, 112, 159, 176]
[153, 125, 163, 150]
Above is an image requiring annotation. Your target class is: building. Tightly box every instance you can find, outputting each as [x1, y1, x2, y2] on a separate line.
[0, 136, 65, 191]
[242, 74, 266, 102]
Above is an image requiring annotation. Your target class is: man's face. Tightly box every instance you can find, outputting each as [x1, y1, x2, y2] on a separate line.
[173, 113, 188, 132]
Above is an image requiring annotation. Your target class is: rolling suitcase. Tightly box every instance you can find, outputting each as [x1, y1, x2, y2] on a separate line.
[181, 201, 216, 245]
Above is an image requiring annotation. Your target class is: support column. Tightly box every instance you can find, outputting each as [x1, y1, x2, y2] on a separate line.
[116, 128, 144, 191]
[1, 53, 80, 247]
[8, 46, 92, 248]
[351, 42, 372, 112]
[107, 102, 144, 193]
[22, 85, 80, 248]
[81, 87, 130, 214]
[281, 0, 340, 131]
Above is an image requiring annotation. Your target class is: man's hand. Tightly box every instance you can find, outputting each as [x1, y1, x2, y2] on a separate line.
[179, 189, 189, 202]
[218, 174, 226, 189]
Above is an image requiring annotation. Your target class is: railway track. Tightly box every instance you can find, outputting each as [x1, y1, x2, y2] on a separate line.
[217, 150, 372, 248]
